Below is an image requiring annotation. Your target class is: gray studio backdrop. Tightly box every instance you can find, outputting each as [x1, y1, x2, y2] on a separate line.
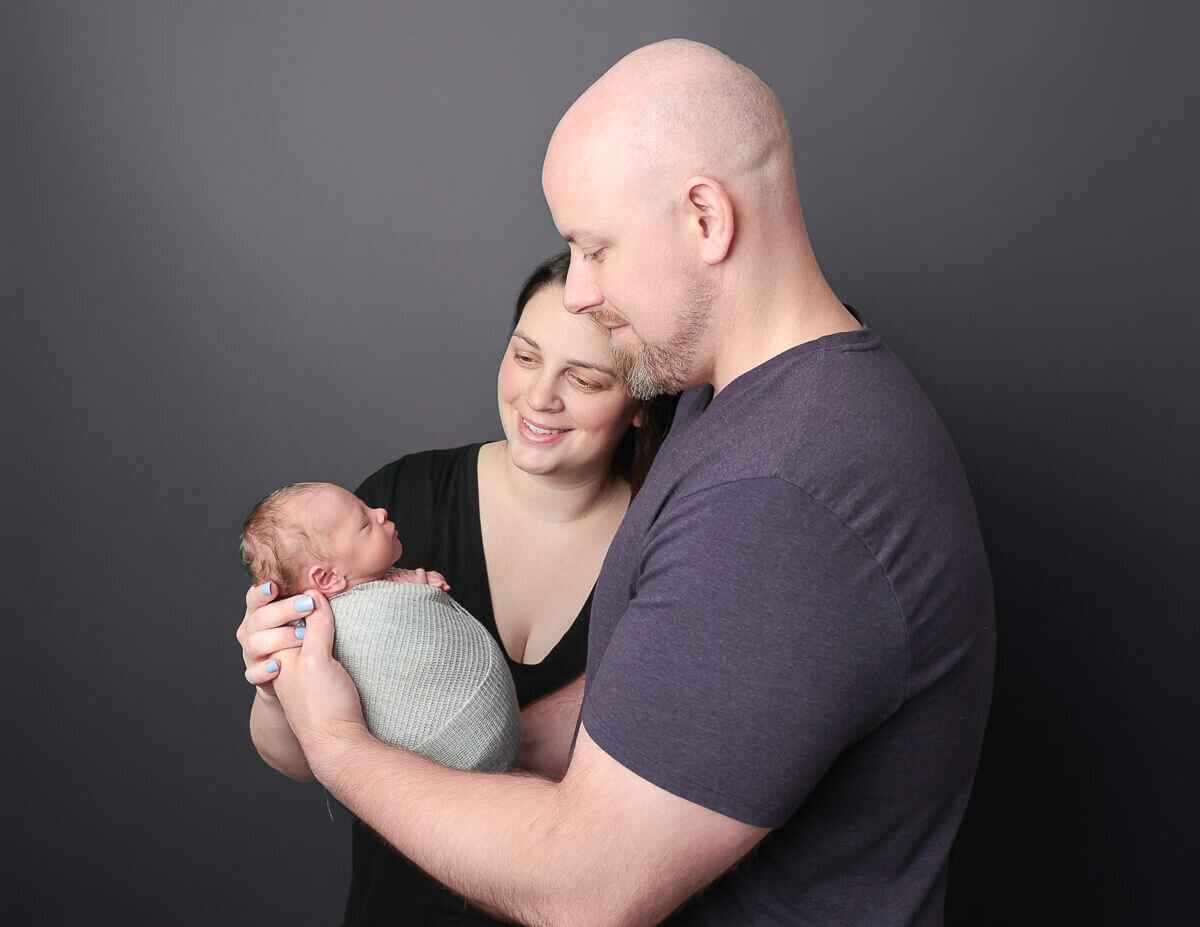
[7, 2, 1196, 925]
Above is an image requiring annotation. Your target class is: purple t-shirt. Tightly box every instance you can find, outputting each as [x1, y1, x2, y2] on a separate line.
[581, 329, 994, 925]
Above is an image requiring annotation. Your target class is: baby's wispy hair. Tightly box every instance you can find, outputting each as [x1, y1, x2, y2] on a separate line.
[239, 482, 329, 597]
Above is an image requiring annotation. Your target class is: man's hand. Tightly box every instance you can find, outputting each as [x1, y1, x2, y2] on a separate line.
[270, 589, 373, 773]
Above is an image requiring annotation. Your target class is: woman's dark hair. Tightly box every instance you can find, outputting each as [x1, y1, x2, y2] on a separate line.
[511, 250, 678, 496]
[511, 251, 572, 329]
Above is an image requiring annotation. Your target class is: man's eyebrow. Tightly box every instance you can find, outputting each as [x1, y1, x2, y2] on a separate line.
[561, 231, 603, 247]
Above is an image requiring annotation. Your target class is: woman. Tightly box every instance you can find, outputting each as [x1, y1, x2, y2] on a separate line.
[237, 251, 674, 925]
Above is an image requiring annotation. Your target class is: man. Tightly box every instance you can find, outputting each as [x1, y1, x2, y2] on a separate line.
[255, 39, 994, 925]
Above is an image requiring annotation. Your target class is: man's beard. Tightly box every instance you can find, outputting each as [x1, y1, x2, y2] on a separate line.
[611, 280, 714, 400]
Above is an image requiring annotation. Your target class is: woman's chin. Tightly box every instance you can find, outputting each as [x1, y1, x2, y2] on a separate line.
[508, 444, 558, 477]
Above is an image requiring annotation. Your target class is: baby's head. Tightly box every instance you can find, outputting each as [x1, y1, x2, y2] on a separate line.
[240, 482, 403, 598]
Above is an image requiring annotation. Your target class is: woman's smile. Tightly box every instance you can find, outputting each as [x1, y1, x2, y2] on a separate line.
[518, 414, 572, 444]
[497, 283, 639, 479]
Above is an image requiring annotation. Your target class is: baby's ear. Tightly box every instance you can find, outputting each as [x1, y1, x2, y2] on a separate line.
[307, 563, 348, 596]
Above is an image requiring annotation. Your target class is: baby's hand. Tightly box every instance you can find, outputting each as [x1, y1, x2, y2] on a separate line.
[385, 567, 451, 592]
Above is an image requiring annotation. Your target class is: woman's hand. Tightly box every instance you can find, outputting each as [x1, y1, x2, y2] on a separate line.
[520, 675, 586, 782]
[269, 592, 372, 783]
[236, 581, 317, 782]
[236, 581, 312, 691]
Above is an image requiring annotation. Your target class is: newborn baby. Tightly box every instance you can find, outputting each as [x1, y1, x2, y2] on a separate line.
[240, 482, 519, 772]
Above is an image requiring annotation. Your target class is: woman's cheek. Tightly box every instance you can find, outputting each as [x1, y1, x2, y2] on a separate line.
[496, 361, 522, 407]
[575, 392, 637, 435]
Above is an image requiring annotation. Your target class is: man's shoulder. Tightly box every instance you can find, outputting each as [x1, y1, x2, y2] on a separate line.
[664, 330, 931, 490]
[641, 329, 982, 587]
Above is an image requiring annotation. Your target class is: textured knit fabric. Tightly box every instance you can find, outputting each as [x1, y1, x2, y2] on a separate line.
[582, 329, 995, 925]
[342, 444, 592, 927]
[357, 445, 591, 707]
[331, 580, 520, 772]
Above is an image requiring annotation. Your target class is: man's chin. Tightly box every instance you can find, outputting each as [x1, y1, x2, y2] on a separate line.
[611, 345, 666, 400]
[609, 339, 640, 381]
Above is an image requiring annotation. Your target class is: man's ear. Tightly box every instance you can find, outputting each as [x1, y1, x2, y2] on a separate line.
[683, 176, 734, 265]
[307, 563, 348, 596]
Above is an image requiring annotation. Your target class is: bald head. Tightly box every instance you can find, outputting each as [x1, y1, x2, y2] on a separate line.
[545, 39, 796, 215]
[543, 41, 847, 396]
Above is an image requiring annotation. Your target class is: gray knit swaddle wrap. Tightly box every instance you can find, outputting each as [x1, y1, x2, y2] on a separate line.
[329, 581, 520, 772]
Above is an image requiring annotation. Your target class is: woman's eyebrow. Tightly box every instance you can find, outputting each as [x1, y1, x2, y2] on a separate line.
[566, 358, 617, 377]
[514, 330, 616, 377]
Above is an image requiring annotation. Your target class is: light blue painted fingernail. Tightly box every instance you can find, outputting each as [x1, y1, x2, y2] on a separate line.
[294, 626, 306, 639]
[295, 596, 314, 613]
[259, 582, 272, 596]
[267, 660, 279, 673]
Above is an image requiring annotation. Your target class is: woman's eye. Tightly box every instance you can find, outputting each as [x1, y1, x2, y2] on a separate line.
[570, 374, 599, 390]
[514, 351, 537, 365]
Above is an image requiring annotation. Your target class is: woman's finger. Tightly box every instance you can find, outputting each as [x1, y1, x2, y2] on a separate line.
[237, 582, 281, 648]
[243, 592, 317, 637]
[244, 654, 285, 687]
[242, 624, 308, 665]
[244, 580, 279, 612]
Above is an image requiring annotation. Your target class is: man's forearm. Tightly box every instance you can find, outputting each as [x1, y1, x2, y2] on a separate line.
[304, 720, 761, 927]
[310, 729, 581, 926]
[272, 595, 755, 926]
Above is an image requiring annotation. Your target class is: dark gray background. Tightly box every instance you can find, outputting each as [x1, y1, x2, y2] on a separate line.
[6, 1, 1197, 924]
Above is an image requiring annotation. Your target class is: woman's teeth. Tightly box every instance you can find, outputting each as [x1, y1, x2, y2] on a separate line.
[523, 418, 565, 435]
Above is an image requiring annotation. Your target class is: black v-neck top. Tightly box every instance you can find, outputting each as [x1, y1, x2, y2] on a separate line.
[343, 443, 591, 926]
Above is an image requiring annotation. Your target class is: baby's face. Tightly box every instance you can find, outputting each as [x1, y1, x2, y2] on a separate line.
[300, 484, 404, 586]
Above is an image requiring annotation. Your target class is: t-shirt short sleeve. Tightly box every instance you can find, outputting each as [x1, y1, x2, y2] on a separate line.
[581, 477, 907, 828]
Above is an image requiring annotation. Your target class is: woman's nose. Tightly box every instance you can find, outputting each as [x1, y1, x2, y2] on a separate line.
[526, 371, 563, 411]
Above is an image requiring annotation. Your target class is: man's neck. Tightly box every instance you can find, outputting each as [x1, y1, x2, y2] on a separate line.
[705, 253, 859, 395]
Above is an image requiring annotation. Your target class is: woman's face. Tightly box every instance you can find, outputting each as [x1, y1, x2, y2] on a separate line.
[498, 284, 641, 482]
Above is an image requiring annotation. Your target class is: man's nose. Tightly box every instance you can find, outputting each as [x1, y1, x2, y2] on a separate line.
[562, 258, 603, 314]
